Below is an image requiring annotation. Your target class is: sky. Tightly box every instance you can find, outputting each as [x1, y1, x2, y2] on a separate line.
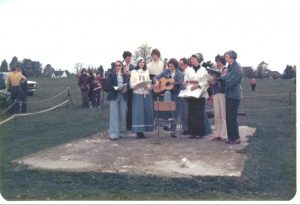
[0, 0, 299, 73]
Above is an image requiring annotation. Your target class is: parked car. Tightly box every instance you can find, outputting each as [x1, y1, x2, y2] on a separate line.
[0, 72, 37, 95]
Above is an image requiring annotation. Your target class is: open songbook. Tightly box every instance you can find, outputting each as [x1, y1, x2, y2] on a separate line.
[134, 80, 152, 89]
[178, 84, 204, 98]
[114, 83, 128, 91]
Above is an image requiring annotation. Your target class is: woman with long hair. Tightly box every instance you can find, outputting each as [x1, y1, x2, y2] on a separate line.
[107, 60, 129, 140]
[130, 58, 154, 138]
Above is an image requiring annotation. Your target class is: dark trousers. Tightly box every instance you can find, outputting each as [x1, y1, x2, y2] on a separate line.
[10, 86, 21, 113]
[251, 84, 256, 92]
[95, 89, 101, 107]
[81, 89, 89, 107]
[20, 90, 28, 113]
[226, 98, 240, 141]
[188, 97, 206, 137]
[126, 89, 133, 130]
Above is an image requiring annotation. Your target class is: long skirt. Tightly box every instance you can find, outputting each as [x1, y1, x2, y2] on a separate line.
[132, 93, 154, 132]
[188, 97, 206, 137]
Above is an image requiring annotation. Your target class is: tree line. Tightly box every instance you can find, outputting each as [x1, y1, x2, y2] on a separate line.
[0, 46, 296, 79]
[0, 56, 43, 77]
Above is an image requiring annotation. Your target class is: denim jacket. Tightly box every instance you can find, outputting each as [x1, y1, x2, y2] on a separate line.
[223, 61, 243, 100]
[153, 68, 183, 97]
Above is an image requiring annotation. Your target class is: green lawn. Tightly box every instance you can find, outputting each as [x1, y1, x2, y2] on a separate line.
[0, 77, 296, 201]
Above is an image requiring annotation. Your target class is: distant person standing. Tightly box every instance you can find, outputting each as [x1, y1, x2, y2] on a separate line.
[251, 78, 256, 92]
[88, 70, 96, 108]
[19, 66, 28, 113]
[7, 66, 27, 113]
[93, 72, 102, 108]
[222, 50, 243, 144]
[122, 51, 135, 131]
[78, 68, 90, 108]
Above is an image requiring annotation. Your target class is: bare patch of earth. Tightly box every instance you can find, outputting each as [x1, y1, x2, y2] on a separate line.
[13, 126, 255, 178]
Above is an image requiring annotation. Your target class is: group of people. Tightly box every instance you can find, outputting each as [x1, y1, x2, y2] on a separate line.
[78, 69, 103, 108]
[6, 65, 28, 113]
[81, 48, 243, 145]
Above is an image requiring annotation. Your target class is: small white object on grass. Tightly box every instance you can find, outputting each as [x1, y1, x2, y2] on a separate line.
[180, 157, 189, 168]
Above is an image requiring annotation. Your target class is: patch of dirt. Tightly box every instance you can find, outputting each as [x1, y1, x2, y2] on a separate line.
[13, 126, 256, 178]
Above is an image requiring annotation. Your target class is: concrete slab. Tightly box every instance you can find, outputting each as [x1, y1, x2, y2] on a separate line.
[13, 126, 256, 178]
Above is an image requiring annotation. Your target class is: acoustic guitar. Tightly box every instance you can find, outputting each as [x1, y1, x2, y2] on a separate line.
[153, 77, 182, 93]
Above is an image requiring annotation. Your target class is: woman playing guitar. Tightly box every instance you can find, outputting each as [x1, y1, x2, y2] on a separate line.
[153, 58, 183, 138]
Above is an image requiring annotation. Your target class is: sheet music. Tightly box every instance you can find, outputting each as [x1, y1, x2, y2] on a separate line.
[134, 80, 152, 89]
[114, 83, 127, 91]
[178, 84, 204, 98]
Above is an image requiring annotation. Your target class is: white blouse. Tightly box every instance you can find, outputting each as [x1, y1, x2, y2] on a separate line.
[130, 69, 151, 95]
[184, 66, 211, 99]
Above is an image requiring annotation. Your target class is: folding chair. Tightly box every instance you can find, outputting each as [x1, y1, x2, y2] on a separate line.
[153, 101, 177, 144]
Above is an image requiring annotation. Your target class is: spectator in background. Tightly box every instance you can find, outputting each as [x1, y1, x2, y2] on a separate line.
[251, 78, 256, 92]
[222, 50, 243, 144]
[7, 66, 27, 113]
[88, 69, 96, 108]
[122, 51, 135, 131]
[78, 68, 90, 108]
[107, 60, 129, 140]
[93, 72, 102, 108]
[18, 66, 28, 113]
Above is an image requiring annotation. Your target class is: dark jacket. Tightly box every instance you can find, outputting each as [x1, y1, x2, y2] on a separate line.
[223, 61, 243, 100]
[106, 71, 129, 101]
[78, 74, 90, 90]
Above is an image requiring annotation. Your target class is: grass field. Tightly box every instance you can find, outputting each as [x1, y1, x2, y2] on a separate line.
[0, 77, 296, 201]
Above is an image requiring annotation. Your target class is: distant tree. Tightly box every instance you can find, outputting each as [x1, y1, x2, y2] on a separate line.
[242, 67, 255, 78]
[256, 61, 268, 79]
[133, 43, 152, 64]
[97, 65, 104, 77]
[43, 64, 55, 77]
[0, 59, 9, 72]
[0, 72, 6, 89]
[282, 65, 296, 79]
[9, 56, 19, 69]
[20, 59, 42, 77]
[74, 62, 83, 75]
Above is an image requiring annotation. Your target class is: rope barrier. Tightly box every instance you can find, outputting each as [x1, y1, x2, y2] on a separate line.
[0, 87, 70, 115]
[21, 87, 70, 104]
[0, 99, 70, 125]
[0, 102, 16, 115]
